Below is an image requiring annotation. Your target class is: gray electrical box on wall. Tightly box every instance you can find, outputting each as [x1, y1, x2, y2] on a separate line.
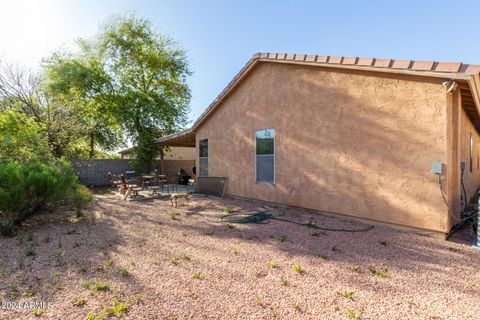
[432, 162, 443, 174]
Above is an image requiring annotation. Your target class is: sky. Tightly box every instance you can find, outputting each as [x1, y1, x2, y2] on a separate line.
[1, 0, 479, 124]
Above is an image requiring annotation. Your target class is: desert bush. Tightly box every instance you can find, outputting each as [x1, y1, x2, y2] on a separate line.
[0, 159, 92, 236]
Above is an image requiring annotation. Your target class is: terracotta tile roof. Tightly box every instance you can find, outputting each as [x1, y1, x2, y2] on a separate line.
[190, 53, 480, 129]
[254, 53, 480, 75]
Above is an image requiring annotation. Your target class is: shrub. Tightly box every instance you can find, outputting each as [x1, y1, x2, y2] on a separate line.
[0, 160, 92, 236]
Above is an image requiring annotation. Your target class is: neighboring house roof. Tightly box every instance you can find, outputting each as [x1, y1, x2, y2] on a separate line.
[194, 53, 480, 130]
[118, 128, 195, 153]
[118, 146, 134, 154]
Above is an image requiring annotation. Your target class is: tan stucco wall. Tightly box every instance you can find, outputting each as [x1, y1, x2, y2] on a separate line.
[162, 147, 196, 160]
[458, 106, 480, 205]
[196, 62, 450, 232]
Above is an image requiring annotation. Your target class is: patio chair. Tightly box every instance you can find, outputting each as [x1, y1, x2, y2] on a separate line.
[170, 192, 189, 208]
[120, 175, 143, 200]
[187, 178, 196, 193]
[108, 172, 122, 191]
[147, 174, 162, 195]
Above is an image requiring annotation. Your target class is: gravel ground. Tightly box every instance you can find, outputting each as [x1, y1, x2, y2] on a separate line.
[1, 189, 479, 320]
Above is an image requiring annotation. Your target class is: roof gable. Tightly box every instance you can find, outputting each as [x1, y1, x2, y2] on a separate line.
[193, 53, 480, 130]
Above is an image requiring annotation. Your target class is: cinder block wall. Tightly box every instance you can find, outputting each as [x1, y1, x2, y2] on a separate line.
[73, 159, 195, 186]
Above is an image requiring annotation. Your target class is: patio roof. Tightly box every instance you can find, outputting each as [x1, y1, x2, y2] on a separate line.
[155, 128, 196, 148]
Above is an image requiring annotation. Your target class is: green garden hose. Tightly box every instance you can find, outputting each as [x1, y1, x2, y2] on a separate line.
[221, 211, 374, 232]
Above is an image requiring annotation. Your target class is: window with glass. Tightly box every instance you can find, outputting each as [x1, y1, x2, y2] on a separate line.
[256, 128, 275, 183]
[199, 139, 208, 176]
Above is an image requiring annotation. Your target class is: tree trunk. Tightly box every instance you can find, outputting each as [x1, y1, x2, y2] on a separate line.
[89, 133, 95, 159]
[160, 146, 165, 175]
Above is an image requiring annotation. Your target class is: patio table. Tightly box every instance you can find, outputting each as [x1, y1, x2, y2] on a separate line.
[141, 175, 155, 188]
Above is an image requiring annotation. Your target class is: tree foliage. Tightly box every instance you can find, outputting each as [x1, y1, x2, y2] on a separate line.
[0, 109, 53, 164]
[0, 62, 88, 158]
[46, 15, 191, 169]
[1, 14, 190, 168]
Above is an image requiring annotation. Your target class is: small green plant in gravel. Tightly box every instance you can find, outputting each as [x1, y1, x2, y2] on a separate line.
[267, 259, 277, 268]
[292, 264, 305, 274]
[170, 212, 178, 220]
[346, 308, 361, 320]
[95, 266, 105, 273]
[181, 252, 191, 260]
[151, 257, 159, 265]
[23, 288, 36, 297]
[192, 272, 206, 280]
[72, 297, 87, 307]
[368, 266, 388, 278]
[231, 248, 240, 255]
[16, 255, 25, 270]
[54, 250, 65, 267]
[279, 235, 287, 243]
[291, 301, 302, 312]
[168, 257, 178, 265]
[280, 275, 289, 286]
[223, 208, 235, 213]
[120, 267, 130, 278]
[255, 295, 263, 306]
[9, 283, 19, 300]
[24, 242, 36, 257]
[337, 290, 354, 300]
[88, 299, 128, 320]
[104, 259, 113, 266]
[32, 308, 44, 317]
[351, 266, 361, 273]
[132, 293, 142, 303]
[89, 282, 110, 292]
[51, 271, 61, 285]
[376, 269, 388, 278]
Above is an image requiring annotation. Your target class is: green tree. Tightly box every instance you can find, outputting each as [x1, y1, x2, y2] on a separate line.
[96, 14, 191, 171]
[42, 15, 191, 168]
[0, 109, 53, 164]
[44, 51, 122, 158]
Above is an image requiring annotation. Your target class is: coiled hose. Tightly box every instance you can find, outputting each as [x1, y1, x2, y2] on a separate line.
[221, 210, 374, 232]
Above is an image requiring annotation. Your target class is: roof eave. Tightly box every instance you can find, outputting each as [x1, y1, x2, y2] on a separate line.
[192, 53, 477, 130]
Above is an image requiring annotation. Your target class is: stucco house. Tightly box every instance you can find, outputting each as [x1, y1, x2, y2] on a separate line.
[157, 53, 480, 234]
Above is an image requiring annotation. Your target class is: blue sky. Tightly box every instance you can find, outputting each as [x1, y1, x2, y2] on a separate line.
[1, 0, 479, 124]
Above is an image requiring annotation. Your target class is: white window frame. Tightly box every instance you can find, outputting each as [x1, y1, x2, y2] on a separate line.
[255, 128, 275, 184]
[199, 139, 208, 176]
